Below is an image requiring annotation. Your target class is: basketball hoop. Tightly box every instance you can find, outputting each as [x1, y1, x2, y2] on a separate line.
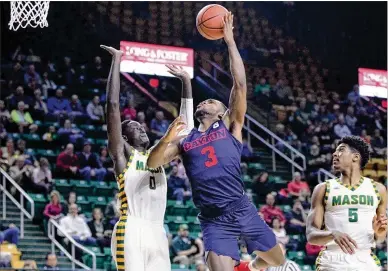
[9, 1, 50, 31]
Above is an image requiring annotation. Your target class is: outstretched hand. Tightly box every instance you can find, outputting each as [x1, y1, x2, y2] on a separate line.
[166, 64, 190, 81]
[100, 45, 123, 57]
[161, 115, 187, 144]
[222, 12, 234, 45]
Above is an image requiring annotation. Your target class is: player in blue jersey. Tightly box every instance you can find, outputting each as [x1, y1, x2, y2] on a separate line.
[147, 13, 285, 271]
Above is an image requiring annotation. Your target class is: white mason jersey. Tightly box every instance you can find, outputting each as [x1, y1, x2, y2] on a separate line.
[116, 149, 167, 222]
[324, 177, 380, 250]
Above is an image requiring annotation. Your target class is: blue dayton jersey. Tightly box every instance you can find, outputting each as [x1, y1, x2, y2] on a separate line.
[180, 120, 245, 214]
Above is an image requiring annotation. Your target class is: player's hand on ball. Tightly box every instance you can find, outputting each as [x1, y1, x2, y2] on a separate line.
[100, 45, 123, 57]
[166, 64, 190, 81]
[162, 115, 187, 143]
[222, 12, 234, 44]
[332, 230, 358, 254]
[373, 214, 388, 235]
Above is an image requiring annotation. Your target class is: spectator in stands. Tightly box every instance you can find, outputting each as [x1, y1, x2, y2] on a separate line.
[0, 123, 7, 141]
[62, 191, 84, 215]
[287, 172, 310, 198]
[1, 139, 16, 169]
[150, 110, 170, 138]
[47, 89, 71, 118]
[334, 115, 352, 138]
[137, 111, 149, 132]
[122, 99, 137, 120]
[41, 72, 57, 98]
[77, 141, 106, 182]
[172, 224, 204, 266]
[43, 126, 58, 146]
[56, 143, 79, 178]
[99, 146, 114, 179]
[360, 129, 371, 144]
[8, 86, 33, 110]
[86, 96, 104, 123]
[69, 95, 85, 119]
[259, 193, 286, 226]
[57, 119, 85, 146]
[271, 79, 293, 106]
[89, 56, 107, 86]
[59, 203, 95, 246]
[43, 253, 59, 270]
[254, 77, 271, 97]
[58, 57, 76, 86]
[345, 106, 357, 131]
[168, 166, 191, 203]
[105, 191, 120, 226]
[271, 217, 289, 245]
[15, 139, 36, 165]
[11, 101, 38, 133]
[347, 84, 360, 103]
[9, 156, 34, 192]
[31, 157, 53, 194]
[0, 221, 19, 245]
[0, 100, 11, 125]
[43, 190, 63, 222]
[252, 171, 275, 204]
[305, 242, 324, 265]
[9, 62, 24, 88]
[32, 88, 48, 119]
[285, 199, 307, 234]
[195, 260, 209, 271]
[87, 208, 112, 252]
[24, 64, 42, 86]
[371, 129, 386, 157]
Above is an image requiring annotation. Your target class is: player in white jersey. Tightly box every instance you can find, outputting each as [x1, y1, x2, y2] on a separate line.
[306, 136, 387, 271]
[101, 45, 194, 271]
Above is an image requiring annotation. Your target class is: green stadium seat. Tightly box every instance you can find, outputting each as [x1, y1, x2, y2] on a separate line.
[10, 133, 21, 140]
[96, 139, 108, 146]
[167, 200, 189, 216]
[82, 246, 105, 269]
[103, 247, 112, 257]
[186, 216, 201, 233]
[280, 205, 292, 213]
[54, 179, 72, 195]
[92, 181, 114, 197]
[171, 263, 189, 270]
[378, 250, 387, 261]
[28, 193, 48, 219]
[36, 149, 56, 157]
[88, 196, 107, 210]
[166, 215, 188, 233]
[23, 133, 41, 141]
[76, 195, 91, 212]
[301, 265, 314, 271]
[287, 251, 306, 265]
[70, 179, 92, 196]
[248, 163, 265, 175]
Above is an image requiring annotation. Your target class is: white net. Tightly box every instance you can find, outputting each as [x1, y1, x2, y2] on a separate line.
[9, 1, 50, 31]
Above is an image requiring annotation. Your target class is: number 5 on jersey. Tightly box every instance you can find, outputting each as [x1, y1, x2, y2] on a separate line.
[201, 146, 218, 168]
[348, 208, 358, 222]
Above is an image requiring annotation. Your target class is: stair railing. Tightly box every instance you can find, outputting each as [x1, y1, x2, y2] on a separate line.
[0, 167, 34, 238]
[48, 218, 97, 270]
[317, 168, 337, 183]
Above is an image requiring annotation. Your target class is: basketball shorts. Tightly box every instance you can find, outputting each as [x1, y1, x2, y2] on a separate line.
[199, 195, 277, 262]
[111, 215, 171, 271]
[316, 249, 382, 271]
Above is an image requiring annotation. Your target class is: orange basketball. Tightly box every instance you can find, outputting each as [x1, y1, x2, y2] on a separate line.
[196, 4, 229, 40]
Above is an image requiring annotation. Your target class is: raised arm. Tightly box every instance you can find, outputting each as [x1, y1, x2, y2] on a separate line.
[306, 183, 333, 245]
[166, 64, 194, 133]
[147, 115, 186, 169]
[223, 12, 247, 142]
[373, 182, 387, 242]
[101, 45, 127, 174]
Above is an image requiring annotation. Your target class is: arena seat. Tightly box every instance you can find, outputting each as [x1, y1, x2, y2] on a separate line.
[287, 251, 306, 265]
[53, 179, 72, 195]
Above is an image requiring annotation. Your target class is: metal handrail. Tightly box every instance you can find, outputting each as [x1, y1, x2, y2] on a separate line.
[48, 218, 97, 270]
[0, 167, 35, 238]
[317, 168, 337, 183]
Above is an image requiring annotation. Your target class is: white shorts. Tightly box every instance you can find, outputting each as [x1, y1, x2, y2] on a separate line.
[316, 249, 381, 271]
[111, 216, 171, 271]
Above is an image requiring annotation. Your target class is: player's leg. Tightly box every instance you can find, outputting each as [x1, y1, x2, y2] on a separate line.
[200, 216, 241, 271]
[146, 227, 171, 271]
[207, 251, 235, 271]
[239, 204, 285, 270]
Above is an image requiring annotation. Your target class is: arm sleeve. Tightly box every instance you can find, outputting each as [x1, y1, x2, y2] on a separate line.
[179, 98, 194, 135]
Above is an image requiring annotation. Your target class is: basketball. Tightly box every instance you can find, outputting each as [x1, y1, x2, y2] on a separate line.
[196, 4, 229, 40]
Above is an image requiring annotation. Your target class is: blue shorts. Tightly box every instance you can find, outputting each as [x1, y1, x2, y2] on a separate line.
[199, 195, 277, 262]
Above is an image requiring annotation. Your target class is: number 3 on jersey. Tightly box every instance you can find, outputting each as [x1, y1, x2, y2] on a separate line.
[201, 146, 218, 168]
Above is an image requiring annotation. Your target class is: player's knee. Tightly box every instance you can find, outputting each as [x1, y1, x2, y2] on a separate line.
[271, 254, 286, 266]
